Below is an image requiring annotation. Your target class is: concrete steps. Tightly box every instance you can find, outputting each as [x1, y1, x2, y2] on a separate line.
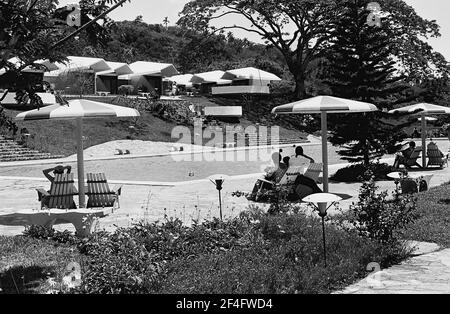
[0, 136, 64, 162]
[203, 125, 306, 148]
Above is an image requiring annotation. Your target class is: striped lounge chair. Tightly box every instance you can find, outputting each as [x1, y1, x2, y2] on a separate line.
[86, 173, 122, 209]
[36, 173, 77, 209]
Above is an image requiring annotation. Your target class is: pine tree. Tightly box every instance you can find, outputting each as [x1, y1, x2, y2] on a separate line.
[325, 0, 410, 166]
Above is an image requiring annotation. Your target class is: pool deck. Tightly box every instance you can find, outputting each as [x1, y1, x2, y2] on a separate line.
[1, 155, 449, 237]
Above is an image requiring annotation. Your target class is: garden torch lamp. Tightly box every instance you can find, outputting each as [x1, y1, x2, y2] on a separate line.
[209, 174, 229, 221]
[302, 193, 344, 267]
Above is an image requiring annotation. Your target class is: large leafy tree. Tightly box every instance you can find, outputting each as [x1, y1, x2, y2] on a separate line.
[178, 0, 339, 99]
[0, 0, 129, 108]
[178, 0, 449, 100]
[325, 0, 414, 165]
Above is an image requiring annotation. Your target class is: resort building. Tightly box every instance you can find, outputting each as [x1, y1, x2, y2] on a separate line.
[212, 67, 282, 95]
[191, 70, 233, 94]
[118, 61, 179, 96]
[44, 56, 112, 95]
[96, 61, 133, 95]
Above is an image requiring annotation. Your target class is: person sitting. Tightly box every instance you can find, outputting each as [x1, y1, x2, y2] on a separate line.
[427, 140, 445, 168]
[43, 165, 72, 183]
[248, 152, 287, 201]
[290, 146, 315, 171]
[393, 141, 416, 169]
[41, 165, 75, 209]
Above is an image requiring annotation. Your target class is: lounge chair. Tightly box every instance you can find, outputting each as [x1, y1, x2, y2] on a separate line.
[397, 147, 422, 169]
[252, 166, 303, 202]
[427, 144, 445, 168]
[303, 163, 323, 182]
[86, 173, 122, 209]
[36, 173, 77, 209]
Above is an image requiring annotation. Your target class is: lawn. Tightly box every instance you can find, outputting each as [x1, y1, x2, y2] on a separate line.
[4, 95, 309, 157]
[0, 235, 82, 294]
[398, 182, 450, 248]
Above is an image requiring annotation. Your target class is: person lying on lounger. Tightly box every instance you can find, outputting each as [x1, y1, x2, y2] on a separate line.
[43, 165, 72, 183]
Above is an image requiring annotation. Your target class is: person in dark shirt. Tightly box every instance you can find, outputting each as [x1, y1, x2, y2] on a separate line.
[393, 141, 416, 169]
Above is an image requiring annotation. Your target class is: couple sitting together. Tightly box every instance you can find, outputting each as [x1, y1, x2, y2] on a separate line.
[247, 146, 322, 202]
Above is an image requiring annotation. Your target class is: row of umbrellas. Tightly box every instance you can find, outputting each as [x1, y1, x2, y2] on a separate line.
[15, 97, 450, 205]
[272, 98, 450, 193]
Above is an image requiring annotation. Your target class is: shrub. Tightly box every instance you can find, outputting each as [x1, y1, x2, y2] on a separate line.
[71, 217, 252, 294]
[74, 229, 162, 294]
[342, 172, 418, 243]
[160, 212, 411, 294]
[331, 162, 395, 182]
[23, 225, 79, 246]
[118, 85, 134, 96]
[111, 96, 195, 125]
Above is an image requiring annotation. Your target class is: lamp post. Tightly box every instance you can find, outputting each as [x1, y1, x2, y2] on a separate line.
[209, 175, 229, 221]
[302, 193, 344, 267]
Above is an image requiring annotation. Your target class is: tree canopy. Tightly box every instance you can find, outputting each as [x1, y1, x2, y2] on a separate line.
[178, 0, 449, 99]
[0, 0, 129, 107]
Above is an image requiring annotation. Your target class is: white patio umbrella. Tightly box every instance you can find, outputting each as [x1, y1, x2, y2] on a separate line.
[16, 99, 140, 207]
[389, 103, 450, 168]
[272, 96, 378, 192]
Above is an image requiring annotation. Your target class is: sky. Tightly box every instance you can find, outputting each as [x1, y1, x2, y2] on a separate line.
[58, 0, 450, 61]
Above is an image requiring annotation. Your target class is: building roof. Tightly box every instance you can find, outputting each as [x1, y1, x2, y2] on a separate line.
[97, 61, 134, 76]
[128, 61, 179, 77]
[45, 56, 111, 77]
[222, 67, 281, 81]
[191, 70, 232, 85]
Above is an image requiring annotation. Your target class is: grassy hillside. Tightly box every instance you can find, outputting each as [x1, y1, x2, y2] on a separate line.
[3, 96, 309, 157]
[5, 109, 183, 157]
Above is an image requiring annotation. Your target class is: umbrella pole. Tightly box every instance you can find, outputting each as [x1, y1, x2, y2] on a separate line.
[321, 112, 329, 193]
[421, 113, 427, 168]
[76, 118, 86, 208]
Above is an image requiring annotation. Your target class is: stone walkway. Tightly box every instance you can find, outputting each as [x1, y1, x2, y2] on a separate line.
[337, 246, 450, 294]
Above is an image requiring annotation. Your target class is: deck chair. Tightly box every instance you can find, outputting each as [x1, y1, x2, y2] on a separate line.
[252, 166, 303, 202]
[398, 147, 422, 169]
[427, 144, 445, 168]
[86, 173, 122, 209]
[36, 173, 77, 209]
[303, 163, 323, 183]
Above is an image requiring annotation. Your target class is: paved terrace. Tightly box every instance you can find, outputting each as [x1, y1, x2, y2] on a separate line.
[0, 157, 449, 236]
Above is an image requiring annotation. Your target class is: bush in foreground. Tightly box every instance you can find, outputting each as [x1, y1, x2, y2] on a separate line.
[331, 162, 395, 183]
[159, 212, 410, 294]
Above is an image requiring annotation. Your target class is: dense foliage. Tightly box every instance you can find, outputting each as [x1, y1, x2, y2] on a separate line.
[179, 0, 449, 100]
[23, 207, 412, 294]
[342, 172, 418, 243]
[0, 0, 129, 107]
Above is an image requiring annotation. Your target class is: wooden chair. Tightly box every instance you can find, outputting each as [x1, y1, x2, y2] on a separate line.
[86, 173, 122, 209]
[303, 163, 323, 182]
[36, 173, 77, 209]
[427, 144, 445, 168]
[253, 166, 303, 202]
[398, 147, 422, 169]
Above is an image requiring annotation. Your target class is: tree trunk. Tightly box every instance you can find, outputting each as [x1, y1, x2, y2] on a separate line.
[294, 73, 307, 100]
